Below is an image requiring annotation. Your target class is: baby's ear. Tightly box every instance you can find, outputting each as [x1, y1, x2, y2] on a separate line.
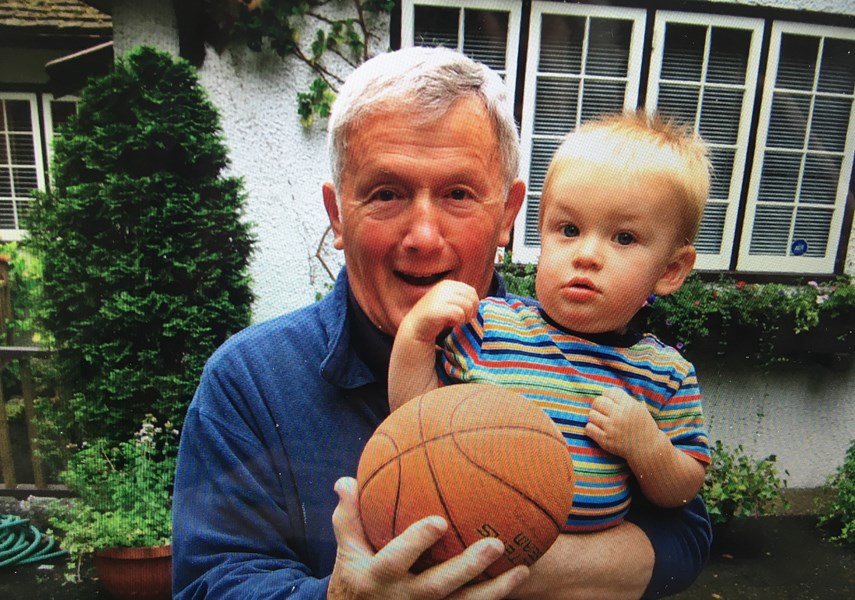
[654, 245, 696, 297]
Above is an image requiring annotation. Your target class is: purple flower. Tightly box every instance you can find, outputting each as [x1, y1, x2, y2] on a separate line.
[676, 342, 685, 351]
[647, 294, 657, 305]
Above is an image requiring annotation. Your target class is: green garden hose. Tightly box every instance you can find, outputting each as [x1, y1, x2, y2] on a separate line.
[0, 514, 68, 567]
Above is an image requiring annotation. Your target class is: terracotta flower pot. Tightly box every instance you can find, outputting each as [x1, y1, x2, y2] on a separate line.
[93, 544, 172, 600]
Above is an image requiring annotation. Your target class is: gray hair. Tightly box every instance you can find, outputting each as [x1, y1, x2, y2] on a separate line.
[327, 46, 520, 193]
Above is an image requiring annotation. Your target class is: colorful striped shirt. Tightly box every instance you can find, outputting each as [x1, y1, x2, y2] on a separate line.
[439, 297, 710, 532]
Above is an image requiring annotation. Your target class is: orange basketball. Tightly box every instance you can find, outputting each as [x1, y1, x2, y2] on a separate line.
[357, 383, 574, 578]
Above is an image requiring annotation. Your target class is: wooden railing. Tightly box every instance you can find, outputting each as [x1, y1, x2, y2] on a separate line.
[0, 260, 70, 498]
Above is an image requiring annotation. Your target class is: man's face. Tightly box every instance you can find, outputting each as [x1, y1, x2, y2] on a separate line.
[323, 96, 525, 335]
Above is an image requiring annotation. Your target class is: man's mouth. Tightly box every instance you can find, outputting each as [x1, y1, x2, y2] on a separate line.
[395, 271, 451, 287]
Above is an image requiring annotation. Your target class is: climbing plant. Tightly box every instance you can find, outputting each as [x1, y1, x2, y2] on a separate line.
[230, 0, 394, 125]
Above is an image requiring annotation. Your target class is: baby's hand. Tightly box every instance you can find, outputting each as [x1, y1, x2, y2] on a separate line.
[400, 280, 480, 345]
[585, 387, 659, 460]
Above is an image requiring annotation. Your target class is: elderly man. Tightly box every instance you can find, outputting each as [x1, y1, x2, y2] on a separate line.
[172, 47, 712, 600]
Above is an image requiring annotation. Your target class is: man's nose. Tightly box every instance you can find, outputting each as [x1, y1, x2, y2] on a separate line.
[401, 195, 444, 253]
[572, 236, 604, 270]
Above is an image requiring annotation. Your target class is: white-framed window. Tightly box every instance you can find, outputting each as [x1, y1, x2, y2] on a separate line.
[401, 2, 855, 276]
[513, 2, 647, 263]
[0, 93, 46, 241]
[401, 0, 522, 99]
[646, 12, 764, 271]
[737, 22, 855, 274]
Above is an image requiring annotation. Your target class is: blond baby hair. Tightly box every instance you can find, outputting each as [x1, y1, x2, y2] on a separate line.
[542, 111, 711, 244]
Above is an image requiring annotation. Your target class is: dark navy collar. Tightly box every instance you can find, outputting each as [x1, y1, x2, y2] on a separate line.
[540, 308, 642, 348]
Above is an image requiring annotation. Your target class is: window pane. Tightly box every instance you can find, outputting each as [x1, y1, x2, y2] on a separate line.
[5, 100, 32, 132]
[539, 15, 584, 74]
[414, 6, 459, 48]
[707, 28, 751, 84]
[809, 96, 852, 152]
[800, 154, 841, 205]
[749, 205, 793, 255]
[818, 38, 855, 94]
[657, 83, 700, 127]
[586, 18, 631, 77]
[463, 10, 508, 72]
[528, 137, 561, 193]
[534, 78, 578, 136]
[661, 23, 705, 82]
[758, 151, 800, 202]
[767, 92, 810, 149]
[696, 203, 727, 254]
[580, 80, 626, 123]
[524, 194, 541, 245]
[708, 147, 735, 200]
[0, 200, 15, 229]
[0, 169, 11, 196]
[12, 167, 37, 196]
[699, 88, 743, 144]
[50, 100, 78, 134]
[792, 207, 832, 257]
[776, 34, 818, 90]
[9, 134, 36, 166]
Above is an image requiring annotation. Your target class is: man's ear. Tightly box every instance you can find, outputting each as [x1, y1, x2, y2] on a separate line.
[498, 179, 526, 247]
[654, 245, 696, 297]
[322, 182, 345, 251]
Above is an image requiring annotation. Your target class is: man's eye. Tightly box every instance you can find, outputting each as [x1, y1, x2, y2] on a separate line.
[372, 190, 397, 202]
[616, 232, 635, 245]
[449, 189, 470, 201]
[562, 224, 579, 238]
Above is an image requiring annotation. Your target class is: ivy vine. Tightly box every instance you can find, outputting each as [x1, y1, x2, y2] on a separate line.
[232, 0, 394, 126]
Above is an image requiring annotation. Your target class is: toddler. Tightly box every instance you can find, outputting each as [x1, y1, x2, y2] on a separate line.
[389, 111, 712, 531]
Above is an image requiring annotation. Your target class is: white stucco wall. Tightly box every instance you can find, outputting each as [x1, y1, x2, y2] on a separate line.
[198, 48, 345, 322]
[697, 0, 855, 15]
[697, 355, 855, 489]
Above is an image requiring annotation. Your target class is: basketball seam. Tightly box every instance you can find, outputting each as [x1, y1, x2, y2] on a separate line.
[449, 396, 568, 532]
[360, 426, 566, 492]
[449, 429, 566, 531]
[419, 393, 468, 554]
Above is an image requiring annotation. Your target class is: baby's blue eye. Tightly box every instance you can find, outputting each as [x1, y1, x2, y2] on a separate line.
[562, 224, 579, 237]
[616, 232, 635, 245]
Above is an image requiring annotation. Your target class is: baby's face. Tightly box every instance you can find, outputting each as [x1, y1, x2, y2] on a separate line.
[535, 159, 693, 334]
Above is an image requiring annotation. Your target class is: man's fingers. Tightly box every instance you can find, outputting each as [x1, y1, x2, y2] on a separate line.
[332, 477, 370, 549]
[450, 565, 530, 600]
[373, 515, 448, 576]
[415, 537, 508, 596]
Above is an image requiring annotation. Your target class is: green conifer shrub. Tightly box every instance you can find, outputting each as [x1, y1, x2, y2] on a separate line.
[27, 46, 255, 442]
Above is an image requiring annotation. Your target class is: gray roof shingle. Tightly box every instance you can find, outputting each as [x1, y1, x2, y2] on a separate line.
[0, 0, 111, 31]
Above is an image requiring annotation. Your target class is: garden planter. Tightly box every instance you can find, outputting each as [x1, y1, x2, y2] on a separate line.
[93, 545, 172, 600]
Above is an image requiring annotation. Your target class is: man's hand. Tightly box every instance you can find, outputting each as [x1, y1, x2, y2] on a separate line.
[328, 477, 529, 600]
[585, 387, 660, 462]
[399, 280, 480, 345]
